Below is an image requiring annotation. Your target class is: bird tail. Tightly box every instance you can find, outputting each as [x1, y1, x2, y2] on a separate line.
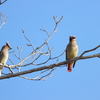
[67, 63, 73, 72]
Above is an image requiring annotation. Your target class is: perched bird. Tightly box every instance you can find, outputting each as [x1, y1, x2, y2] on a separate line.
[0, 42, 12, 76]
[66, 36, 78, 72]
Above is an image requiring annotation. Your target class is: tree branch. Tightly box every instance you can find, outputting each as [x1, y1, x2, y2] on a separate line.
[0, 12, 8, 28]
[0, 0, 8, 5]
[0, 52, 100, 80]
[80, 45, 100, 57]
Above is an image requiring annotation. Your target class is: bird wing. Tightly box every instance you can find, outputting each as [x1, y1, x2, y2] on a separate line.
[66, 50, 67, 60]
[73, 61, 76, 68]
[72, 47, 78, 68]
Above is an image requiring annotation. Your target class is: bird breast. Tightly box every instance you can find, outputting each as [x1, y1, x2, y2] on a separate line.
[67, 45, 78, 59]
[0, 51, 8, 64]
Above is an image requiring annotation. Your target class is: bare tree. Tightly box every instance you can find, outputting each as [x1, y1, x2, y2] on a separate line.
[0, 16, 100, 80]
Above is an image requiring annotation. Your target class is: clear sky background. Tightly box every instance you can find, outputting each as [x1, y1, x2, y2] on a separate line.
[0, 0, 100, 100]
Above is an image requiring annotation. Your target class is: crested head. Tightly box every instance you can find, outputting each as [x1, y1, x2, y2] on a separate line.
[69, 36, 76, 42]
[6, 42, 12, 50]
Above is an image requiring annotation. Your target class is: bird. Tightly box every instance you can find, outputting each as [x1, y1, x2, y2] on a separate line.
[0, 42, 12, 76]
[66, 36, 78, 72]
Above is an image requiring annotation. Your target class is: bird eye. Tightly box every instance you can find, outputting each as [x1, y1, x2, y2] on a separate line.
[72, 37, 75, 39]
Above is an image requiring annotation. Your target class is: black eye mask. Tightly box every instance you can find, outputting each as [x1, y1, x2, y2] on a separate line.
[69, 37, 76, 41]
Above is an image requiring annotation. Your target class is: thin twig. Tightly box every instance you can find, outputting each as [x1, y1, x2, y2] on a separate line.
[80, 45, 100, 57]
[22, 29, 34, 50]
[0, 12, 8, 28]
[51, 50, 65, 59]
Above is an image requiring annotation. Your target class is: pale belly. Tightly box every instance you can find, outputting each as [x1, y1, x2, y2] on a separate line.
[0, 54, 8, 64]
[67, 48, 78, 59]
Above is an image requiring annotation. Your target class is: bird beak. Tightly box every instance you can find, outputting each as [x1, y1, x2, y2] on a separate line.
[9, 47, 12, 49]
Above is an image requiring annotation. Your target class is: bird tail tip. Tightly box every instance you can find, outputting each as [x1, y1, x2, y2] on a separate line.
[67, 70, 72, 72]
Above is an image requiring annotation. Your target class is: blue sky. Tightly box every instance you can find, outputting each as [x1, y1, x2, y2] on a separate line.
[0, 0, 100, 100]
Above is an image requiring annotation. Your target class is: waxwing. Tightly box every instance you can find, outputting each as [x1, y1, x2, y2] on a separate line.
[66, 36, 78, 72]
[0, 42, 12, 76]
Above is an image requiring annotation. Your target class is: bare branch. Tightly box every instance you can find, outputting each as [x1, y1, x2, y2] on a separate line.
[0, 51, 100, 80]
[39, 68, 55, 80]
[80, 45, 100, 57]
[17, 46, 23, 61]
[40, 26, 50, 37]
[51, 50, 65, 60]
[0, 0, 8, 5]
[19, 68, 54, 81]
[22, 29, 34, 50]
[0, 13, 8, 28]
